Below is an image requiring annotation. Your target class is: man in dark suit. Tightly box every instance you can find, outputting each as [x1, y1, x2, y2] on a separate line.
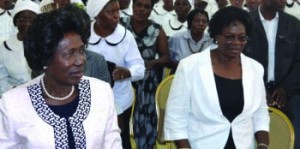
[244, 0, 300, 147]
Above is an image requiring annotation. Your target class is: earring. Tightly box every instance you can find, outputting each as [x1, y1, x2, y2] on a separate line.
[215, 40, 218, 44]
[43, 66, 47, 70]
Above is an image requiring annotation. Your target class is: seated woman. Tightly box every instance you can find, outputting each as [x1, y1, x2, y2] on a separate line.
[120, 0, 170, 147]
[161, 0, 192, 37]
[0, 0, 40, 97]
[86, 0, 145, 148]
[164, 6, 270, 149]
[168, 9, 212, 73]
[0, 5, 121, 148]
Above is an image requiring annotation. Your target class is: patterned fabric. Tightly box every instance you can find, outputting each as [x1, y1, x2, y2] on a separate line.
[27, 79, 91, 149]
[120, 17, 160, 149]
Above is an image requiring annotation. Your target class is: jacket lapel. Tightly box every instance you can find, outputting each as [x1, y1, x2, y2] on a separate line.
[198, 50, 224, 115]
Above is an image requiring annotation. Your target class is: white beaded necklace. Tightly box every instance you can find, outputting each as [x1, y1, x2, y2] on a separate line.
[41, 76, 75, 101]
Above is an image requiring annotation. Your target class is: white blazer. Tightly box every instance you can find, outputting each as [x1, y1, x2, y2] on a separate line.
[164, 50, 270, 149]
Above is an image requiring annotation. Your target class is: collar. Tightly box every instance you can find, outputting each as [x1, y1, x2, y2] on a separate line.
[121, 8, 132, 16]
[4, 35, 23, 51]
[0, 7, 12, 16]
[169, 17, 188, 31]
[258, 5, 279, 22]
[153, 4, 176, 16]
[89, 23, 127, 46]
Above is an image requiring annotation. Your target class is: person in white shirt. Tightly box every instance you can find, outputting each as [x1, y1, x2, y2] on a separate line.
[162, 0, 192, 37]
[149, 0, 176, 25]
[164, 7, 270, 148]
[0, 0, 15, 43]
[0, 0, 40, 97]
[86, 0, 145, 148]
[169, 9, 212, 72]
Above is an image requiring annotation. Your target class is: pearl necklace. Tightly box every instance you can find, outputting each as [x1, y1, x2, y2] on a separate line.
[41, 76, 75, 101]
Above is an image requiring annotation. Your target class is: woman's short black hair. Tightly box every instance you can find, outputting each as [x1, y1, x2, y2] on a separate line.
[208, 6, 253, 40]
[187, 8, 209, 29]
[24, 4, 90, 72]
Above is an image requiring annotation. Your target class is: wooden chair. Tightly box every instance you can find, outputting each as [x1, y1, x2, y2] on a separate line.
[155, 75, 175, 149]
[268, 107, 295, 149]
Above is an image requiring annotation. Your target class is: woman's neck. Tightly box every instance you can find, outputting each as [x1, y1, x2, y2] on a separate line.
[163, 5, 173, 12]
[94, 23, 115, 38]
[177, 16, 187, 23]
[191, 31, 203, 42]
[131, 17, 150, 33]
[213, 50, 240, 67]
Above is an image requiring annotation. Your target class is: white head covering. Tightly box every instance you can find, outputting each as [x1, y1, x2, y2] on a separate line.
[87, 0, 110, 20]
[12, 0, 41, 20]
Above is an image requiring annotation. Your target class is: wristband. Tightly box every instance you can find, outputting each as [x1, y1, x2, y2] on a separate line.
[257, 143, 269, 148]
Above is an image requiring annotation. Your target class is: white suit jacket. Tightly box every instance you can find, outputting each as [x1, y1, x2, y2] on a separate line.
[0, 76, 122, 149]
[164, 50, 270, 149]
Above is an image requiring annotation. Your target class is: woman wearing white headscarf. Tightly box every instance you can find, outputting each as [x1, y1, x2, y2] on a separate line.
[161, 0, 192, 37]
[86, 0, 145, 148]
[0, 0, 40, 97]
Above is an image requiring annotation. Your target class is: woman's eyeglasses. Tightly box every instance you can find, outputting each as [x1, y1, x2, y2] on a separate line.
[223, 34, 248, 43]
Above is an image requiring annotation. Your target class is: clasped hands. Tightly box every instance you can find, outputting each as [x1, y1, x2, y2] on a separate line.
[267, 87, 287, 108]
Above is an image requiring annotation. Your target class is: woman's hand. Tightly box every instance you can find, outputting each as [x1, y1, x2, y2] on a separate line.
[112, 66, 131, 81]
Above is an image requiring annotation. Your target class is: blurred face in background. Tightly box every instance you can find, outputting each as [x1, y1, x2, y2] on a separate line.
[96, 1, 120, 31]
[15, 10, 38, 40]
[194, 0, 208, 10]
[230, 0, 244, 8]
[163, 0, 174, 8]
[191, 12, 208, 36]
[132, 0, 153, 22]
[0, 0, 13, 10]
[174, 0, 191, 19]
[119, 0, 131, 10]
[246, 0, 260, 11]
[216, 0, 228, 8]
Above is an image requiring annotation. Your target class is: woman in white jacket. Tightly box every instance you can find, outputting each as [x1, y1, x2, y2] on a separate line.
[0, 5, 122, 148]
[164, 6, 270, 149]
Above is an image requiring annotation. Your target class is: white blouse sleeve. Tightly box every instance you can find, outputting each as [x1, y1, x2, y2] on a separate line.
[124, 32, 145, 82]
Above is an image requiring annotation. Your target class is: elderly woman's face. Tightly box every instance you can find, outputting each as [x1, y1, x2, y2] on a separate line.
[15, 11, 37, 38]
[216, 21, 248, 58]
[96, 1, 120, 30]
[133, 0, 152, 21]
[191, 13, 208, 35]
[174, 0, 191, 18]
[46, 32, 86, 85]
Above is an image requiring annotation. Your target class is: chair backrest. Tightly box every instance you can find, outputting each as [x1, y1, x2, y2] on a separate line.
[269, 107, 295, 149]
[155, 75, 174, 144]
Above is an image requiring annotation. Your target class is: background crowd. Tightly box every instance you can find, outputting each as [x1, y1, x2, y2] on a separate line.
[0, 0, 300, 148]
